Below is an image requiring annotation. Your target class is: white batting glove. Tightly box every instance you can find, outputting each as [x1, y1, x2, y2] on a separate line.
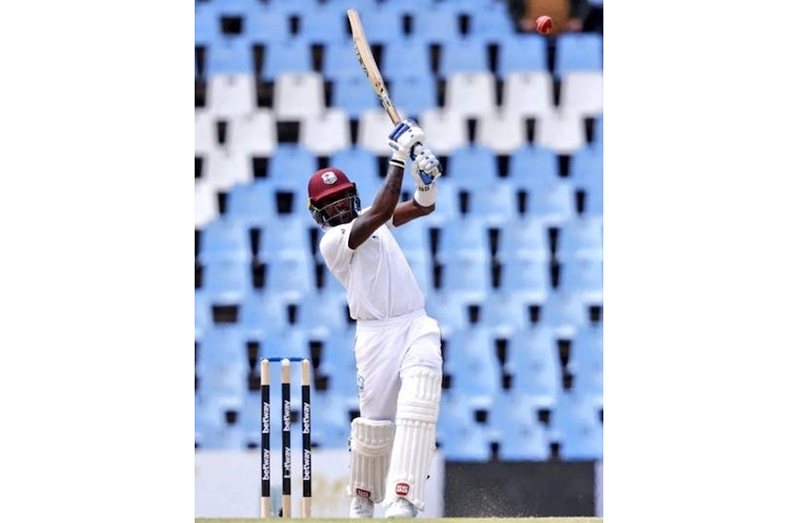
[387, 119, 426, 168]
[410, 146, 441, 187]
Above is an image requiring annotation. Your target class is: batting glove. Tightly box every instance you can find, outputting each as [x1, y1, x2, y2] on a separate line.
[410, 146, 441, 187]
[387, 119, 426, 168]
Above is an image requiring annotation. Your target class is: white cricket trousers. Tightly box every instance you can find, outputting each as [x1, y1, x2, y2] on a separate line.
[354, 309, 442, 420]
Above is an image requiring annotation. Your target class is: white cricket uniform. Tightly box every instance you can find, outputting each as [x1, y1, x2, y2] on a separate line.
[319, 216, 442, 421]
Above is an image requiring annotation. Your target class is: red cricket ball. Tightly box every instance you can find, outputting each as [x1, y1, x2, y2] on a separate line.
[535, 15, 553, 35]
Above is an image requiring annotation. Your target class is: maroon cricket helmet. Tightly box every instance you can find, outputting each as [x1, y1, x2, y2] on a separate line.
[307, 167, 361, 227]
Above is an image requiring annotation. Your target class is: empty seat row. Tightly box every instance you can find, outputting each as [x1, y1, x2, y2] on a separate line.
[196, 172, 602, 230]
[196, 378, 602, 459]
[197, 70, 603, 123]
[197, 9, 601, 78]
[196, 142, 603, 189]
[196, 275, 603, 343]
[195, 321, 602, 405]
[197, 210, 601, 264]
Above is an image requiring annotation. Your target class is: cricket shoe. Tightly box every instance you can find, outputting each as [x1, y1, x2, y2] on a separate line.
[385, 498, 418, 519]
[350, 496, 375, 518]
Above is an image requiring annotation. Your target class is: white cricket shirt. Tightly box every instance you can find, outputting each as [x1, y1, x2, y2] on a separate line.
[319, 217, 425, 321]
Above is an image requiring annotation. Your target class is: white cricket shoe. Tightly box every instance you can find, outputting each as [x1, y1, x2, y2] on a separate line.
[385, 498, 418, 519]
[350, 497, 375, 518]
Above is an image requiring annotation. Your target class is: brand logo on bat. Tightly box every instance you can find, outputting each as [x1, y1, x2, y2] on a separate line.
[321, 171, 338, 184]
[396, 483, 410, 496]
[356, 488, 371, 498]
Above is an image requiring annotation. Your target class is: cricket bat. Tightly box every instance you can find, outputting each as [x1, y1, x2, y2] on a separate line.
[347, 9, 402, 125]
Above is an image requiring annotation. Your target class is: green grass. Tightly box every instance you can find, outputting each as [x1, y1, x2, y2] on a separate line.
[196, 519, 603, 523]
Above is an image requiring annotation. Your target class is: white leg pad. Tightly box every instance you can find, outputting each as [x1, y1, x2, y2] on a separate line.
[385, 367, 442, 511]
[347, 417, 394, 504]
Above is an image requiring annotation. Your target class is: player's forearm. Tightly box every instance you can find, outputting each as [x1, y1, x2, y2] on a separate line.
[392, 199, 434, 227]
[370, 163, 404, 221]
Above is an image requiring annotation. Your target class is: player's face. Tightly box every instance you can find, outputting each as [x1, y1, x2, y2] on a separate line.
[317, 189, 360, 227]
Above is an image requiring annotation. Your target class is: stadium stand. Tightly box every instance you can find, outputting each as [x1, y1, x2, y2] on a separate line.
[195, 0, 602, 462]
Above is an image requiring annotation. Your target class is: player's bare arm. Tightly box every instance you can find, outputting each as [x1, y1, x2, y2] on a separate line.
[392, 199, 434, 227]
[349, 162, 405, 248]
[348, 120, 426, 249]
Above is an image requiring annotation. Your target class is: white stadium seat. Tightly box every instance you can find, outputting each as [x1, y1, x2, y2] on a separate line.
[206, 73, 257, 119]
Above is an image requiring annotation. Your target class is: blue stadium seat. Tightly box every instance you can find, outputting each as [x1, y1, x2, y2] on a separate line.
[446, 144, 500, 192]
[551, 392, 603, 460]
[568, 324, 603, 400]
[245, 8, 290, 45]
[424, 288, 469, 337]
[411, 8, 460, 46]
[323, 40, 370, 81]
[467, 180, 516, 226]
[239, 289, 290, 338]
[570, 145, 603, 194]
[558, 257, 603, 301]
[437, 392, 491, 461]
[438, 37, 490, 77]
[422, 180, 459, 227]
[489, 391, 550, 461]
[203, 258, 252, 306]
[391, 220, 434, 294]
[331, 74, 381, 118]
[469, 3, 516, 42]
[444, 326, 501, 409]
[296, 8, 349, 45]
[543, 291, 588, 338]
[328, 147, 381, 201]
[262, 38, 313, 80]
[496, 33, 548, 78]
[506, 324, 561, 407]
[261, 328, 310, 362]
[439, 256, 492, 302]
[324, 0, 376, 12]
[499, 257, 549, 303]
[195, 289, 213, 339]
[324, 359, 360, 411]
[390, 214, 432, 258]
[264, 0, 318, 14]
[436, 216, 492, 263]
[309, 390, 352, 448]
[441, 419, 491, 462]
[226, 180, 278, 229]
[594, 115, 603, 147]
[267, 144, 318, 196]
[387, 72, 437, 120]
[196, 392, 244, 449]
[265, 252, 315, 301]
[581, 182, 603, 217]
[554, 33, 603, 78]
[508, 144, 560, 187]
[496, 216, 549, 263]
[258, 215, 314, 264]
[239, 389, 263, 438]
[196, 325, 250, 397]
[381, 37, 432, 80]
[480, 290, 528, 338]
[195, 6, 219, 47]
[557, 216, 603, 262]
[317, 327, 356, 376]
[524, 180, 576, 226]
[297, 286, 351, 338]
[199, 217, 250, 265]
[356, 6, 405, 45]
[206, 38, 254, 76]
